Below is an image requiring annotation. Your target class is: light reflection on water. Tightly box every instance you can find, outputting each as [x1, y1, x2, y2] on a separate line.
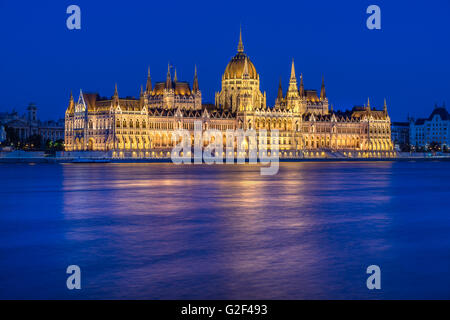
[1, 162, 450, 299]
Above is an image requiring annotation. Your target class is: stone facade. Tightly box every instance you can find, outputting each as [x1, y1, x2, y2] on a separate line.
[410, 104, 449, 149]
[64, 31, 394, 158]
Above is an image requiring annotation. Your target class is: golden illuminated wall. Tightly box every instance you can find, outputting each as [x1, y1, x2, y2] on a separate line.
[65, 107, 393, 154]
[63, 32, 393, 157]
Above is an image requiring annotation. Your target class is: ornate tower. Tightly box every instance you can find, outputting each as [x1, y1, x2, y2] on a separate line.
[163, 63, 175, 109]
[215, 28, 266, 113]
[145, 67, 152, 94]
[192, 65, 202, 110]
[276, 78, 284, 106]
[286, 60, 300, 112]
[27, 103, 37, 123]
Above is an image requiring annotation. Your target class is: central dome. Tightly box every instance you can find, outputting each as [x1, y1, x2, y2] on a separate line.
[223, 29, 258, 80]
[224, 52, 258, 80]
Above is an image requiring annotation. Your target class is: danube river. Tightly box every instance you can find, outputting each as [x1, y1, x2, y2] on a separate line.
[0, 162, 449, 299]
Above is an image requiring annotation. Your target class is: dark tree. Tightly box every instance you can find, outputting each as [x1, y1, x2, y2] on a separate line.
[26, 134, 42, 150]
[5, 126, 20, 146]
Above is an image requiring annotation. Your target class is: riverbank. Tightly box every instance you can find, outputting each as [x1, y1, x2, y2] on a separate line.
[1, 150, 450, 163]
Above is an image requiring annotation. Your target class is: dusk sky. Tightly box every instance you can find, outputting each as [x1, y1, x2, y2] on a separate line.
[0, 0, 449, 121]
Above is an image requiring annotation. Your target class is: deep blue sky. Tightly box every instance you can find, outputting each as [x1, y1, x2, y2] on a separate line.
[0, 0, 449, 121]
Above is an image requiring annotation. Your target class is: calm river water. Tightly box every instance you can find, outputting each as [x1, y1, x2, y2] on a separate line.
[0, 161, 449, 299]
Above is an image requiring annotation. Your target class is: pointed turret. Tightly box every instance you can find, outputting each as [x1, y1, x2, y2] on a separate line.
[290, 59, 296, 81]
[383, 98, 388, 114]
[193, 65, 199, 92]
[299, 73, 304, 97]
[165, 63, 172, 89]
[113, 83, 119, 98]
[367, 97, 371, 111]
[277, 77, 283, 101]
[287, 59, 298, 94]
[238, 26, 244, 53]
[67, 90, 74, 113]
[146, 67, 152, 94]
[139, 85, 145, 107]
[112, 84, 119, 106]
[320, 76, 326, 100]
[174, 68, 178, 82]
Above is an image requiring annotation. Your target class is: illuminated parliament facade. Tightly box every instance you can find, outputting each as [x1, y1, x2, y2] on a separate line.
[64, 31, 394, 158]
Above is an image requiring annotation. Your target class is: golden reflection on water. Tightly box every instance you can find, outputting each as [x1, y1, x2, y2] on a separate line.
[61, 162, 394, 299]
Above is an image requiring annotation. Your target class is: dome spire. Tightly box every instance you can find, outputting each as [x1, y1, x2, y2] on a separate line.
[238, 26, 244, 53]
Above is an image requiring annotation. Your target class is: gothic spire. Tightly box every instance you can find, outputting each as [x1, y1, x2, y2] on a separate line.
[288, 59, 298, 93]
[367, 97, 371, 111]
[238, 26, 244, 53]
[193, 65, 199, 92]
[174, 68, 178, 82]
[68, 90, 74, 110]
[165, 63, 172, 89]
[114, 83, 118, 98]
[320, 76, 326, 100]
[290, 59, 296, 80]
[146, 66, 152, 93]
[277, 77, 283, 101]
[113, 84, 119, 106]
[299, 73, 304, 97]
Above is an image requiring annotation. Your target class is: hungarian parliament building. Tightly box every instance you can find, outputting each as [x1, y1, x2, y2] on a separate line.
[64, 31, 394, 158]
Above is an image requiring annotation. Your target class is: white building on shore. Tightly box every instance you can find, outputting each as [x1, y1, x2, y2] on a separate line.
[410, 104, 449, 149]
